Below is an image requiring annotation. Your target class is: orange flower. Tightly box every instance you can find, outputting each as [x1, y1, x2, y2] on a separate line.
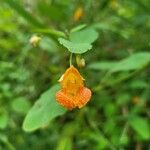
[56, 66, 91, 110]
[73, 7, 84, 22]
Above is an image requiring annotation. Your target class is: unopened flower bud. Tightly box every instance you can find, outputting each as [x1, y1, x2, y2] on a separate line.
[29, 35, 41, 47]
[76, 55, 85, 68]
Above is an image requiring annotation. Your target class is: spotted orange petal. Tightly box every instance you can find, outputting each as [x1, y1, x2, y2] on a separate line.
[56, 90, 76, 110]
[76, 87, 91, 108]
[56, 87, 91, 110]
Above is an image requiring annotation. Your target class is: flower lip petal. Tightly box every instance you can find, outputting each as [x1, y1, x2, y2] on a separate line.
[56, 90, 76, 110]
[77, 87, 92, 108]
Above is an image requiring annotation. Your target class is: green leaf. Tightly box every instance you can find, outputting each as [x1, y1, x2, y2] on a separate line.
[88, 61, 118, 70]
[11, 97, 31, 115]
[58, 28, 98, 54]
[23, 84, 66, 132]
[111, 52, 150, 72]
[0, 112, 8, 129]
[89, 52, 150, 72]
[58, 38, 92, 54]
[70, 28, 98, 43]
[129, 117, 150, 140]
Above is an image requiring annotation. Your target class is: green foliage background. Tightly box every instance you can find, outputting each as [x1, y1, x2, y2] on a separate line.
[0, 0, 150, 149]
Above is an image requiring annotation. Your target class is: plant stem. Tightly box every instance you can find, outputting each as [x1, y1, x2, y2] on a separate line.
[69, 53, 73, 66]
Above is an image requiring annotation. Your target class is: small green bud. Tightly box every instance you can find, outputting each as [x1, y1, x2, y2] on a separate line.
[76, 55, 85, 68]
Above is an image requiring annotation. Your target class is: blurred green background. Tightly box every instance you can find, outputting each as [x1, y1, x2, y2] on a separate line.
[0, 0, 150, 150]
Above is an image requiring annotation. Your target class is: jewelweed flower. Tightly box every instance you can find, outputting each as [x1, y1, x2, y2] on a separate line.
[56, 66, 91, 110]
